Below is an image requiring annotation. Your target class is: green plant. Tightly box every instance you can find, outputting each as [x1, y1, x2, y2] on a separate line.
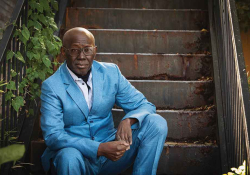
[0, 144, 25, 166]
[5, 0, 62, 113]
[235, 0, 250, 32]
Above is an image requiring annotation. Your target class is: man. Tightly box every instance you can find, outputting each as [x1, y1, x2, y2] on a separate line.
[40, 27, 168, 175]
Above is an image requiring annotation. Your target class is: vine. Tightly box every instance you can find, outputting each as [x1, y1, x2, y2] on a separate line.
[5, 0, 62, 113]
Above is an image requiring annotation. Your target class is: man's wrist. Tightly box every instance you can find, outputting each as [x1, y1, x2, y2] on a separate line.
[124, 118, 138, 126]
[97, 143, 104, 157]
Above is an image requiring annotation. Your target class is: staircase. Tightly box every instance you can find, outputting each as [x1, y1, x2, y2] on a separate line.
[31, 0, 221, 174]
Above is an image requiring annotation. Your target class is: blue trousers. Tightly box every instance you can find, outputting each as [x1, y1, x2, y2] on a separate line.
[52, 114, 168, 175]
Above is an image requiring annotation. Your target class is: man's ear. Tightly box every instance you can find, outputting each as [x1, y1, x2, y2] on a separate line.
[93, 46, 97, 58]
[61, 47, 65, 55]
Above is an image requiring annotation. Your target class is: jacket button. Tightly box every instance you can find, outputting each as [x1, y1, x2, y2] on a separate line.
[92, 137, 95, 140]
[90, 121, 93, 123]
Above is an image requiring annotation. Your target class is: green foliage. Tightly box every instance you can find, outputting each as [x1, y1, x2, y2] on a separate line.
[236, 0, 250, 32]
[5, 0, 62, 112]
[0, 144, 25, 165]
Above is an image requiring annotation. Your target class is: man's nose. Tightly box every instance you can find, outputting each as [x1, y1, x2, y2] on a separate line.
[78, 50, 86, 59]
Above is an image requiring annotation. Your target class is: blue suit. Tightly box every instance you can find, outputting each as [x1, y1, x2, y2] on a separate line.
[40, 61, 168, 175]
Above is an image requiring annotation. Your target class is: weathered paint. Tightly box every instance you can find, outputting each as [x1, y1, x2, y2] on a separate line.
[66, 8, 208, 30]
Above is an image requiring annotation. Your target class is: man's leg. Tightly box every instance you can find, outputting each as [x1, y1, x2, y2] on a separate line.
[52, 147, 99, 175]
[99, 114, 168, 175]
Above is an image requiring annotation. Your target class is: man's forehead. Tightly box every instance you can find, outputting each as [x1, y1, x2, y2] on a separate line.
[63, 29, 95, 46]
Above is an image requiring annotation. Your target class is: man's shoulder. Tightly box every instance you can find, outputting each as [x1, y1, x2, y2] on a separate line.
[42, 64, 64, 86]
[94, 61, 117, 70]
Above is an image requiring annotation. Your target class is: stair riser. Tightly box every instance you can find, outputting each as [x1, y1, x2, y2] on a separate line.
[129, 80, 214, 109]
[112, 109, 216, 140]
[157, 144, 221, 174]
[89, 30, 210, 54]
[70, 0, 208, 9]
[66, 8, 208, 30]
[96, 54, 212, 80]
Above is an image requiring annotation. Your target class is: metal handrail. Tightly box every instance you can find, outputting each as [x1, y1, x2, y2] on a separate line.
[209, 0, 250, 174]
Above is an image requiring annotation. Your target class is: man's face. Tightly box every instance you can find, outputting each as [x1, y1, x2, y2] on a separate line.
[63, 31, 96, 76]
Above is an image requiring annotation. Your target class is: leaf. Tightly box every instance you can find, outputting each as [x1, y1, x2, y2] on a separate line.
[38, 14, 47, 25]
[51, 0, 58, 11]
[49, 22, 58, 31]
[6, 81, 16, 90]
[12, 96, 25, 112]
[34, 20, 42, 30]
[40, 0, 50, 11]
[54, 35, 61, 42]
[26, 51, 34, 60]
[15, 52, 25, 63]
[11, 69, 17, 77]
[0, 144, 25, 165]
[28, 10, 32, 17]
[5, 91, 15, 101]
[38, 70, 46, 81]
[21, 25, 30, 40]
[7, 51, 14, 60]
[28, 109, 34, 116]
[42, 56, 51, 68]
[46, 41, 55, 52]
[33, 53, 40, 60]
[27, 20, 34, 28]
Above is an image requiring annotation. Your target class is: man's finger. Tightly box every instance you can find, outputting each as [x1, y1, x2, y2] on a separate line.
[128, 135, 132, 145]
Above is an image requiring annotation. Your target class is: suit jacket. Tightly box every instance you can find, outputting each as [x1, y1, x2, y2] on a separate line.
[40, 61, 156, 171]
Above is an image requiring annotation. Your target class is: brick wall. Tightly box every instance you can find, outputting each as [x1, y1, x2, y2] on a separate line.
[0, 0, 17, 39]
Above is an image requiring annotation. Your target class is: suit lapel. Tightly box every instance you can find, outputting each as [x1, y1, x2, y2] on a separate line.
[90, 61, 103, 114]
[61, 63, 89, 118]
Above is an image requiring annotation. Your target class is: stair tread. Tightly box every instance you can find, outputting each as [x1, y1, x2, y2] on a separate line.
[69, 7, 208, 11]
[129, 80, 213, 83]
[165, 142, 217, 147]
[112, 108, 215, 113]
[97, 53, 211, 56]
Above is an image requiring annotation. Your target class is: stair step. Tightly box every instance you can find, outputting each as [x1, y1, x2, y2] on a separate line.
[157, 142, 221, 175]
[30, 141, 220, 175]
[128, 80, 214, 109]
[96, 53, 212, 80]
[70, 0, 208, 10]
[112, 109, 216, 140]
[66, 8, 208, 30]
[117, 142, 220, 175]
[87, 29, 210, 54]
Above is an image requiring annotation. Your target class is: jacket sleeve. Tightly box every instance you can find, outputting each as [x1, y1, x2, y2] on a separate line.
[114, 65, 156, 128]
[40, 81, 100, 160]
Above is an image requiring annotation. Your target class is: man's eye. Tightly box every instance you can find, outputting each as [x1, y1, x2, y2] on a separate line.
[71, 49, 79, 53]
[84, 48, 91, 53]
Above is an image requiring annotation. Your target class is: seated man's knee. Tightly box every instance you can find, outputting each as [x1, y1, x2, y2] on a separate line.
[53, 147, 85, 172]
[145, 114, 168, 136]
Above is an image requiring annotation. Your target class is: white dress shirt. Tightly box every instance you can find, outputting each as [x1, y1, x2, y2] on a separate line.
[66, 65, 93, 110]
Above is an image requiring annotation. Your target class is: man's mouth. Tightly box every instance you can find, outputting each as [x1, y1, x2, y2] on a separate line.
[76, 64, 88, 69]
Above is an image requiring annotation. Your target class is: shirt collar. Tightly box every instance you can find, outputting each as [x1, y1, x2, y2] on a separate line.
[66, 64, 92, 84]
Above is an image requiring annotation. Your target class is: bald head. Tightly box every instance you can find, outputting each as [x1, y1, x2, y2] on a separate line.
[63, 27, 95, 48]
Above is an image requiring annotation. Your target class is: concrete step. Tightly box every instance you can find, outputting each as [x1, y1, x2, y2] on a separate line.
[128, 80, 214, 109]
[122, 142, 221, 175]
[70, 0, 208, 10]
[66, 8, 208, 30]
[87, 29, 210, 54]
[96, 53, 212, 80]
[30, 141, 220, 175]
[112, 109, 216, 141]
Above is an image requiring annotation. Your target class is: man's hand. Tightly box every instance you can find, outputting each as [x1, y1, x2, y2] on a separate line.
[97, 141, 130, 161]
[116, 118, 137, 145]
